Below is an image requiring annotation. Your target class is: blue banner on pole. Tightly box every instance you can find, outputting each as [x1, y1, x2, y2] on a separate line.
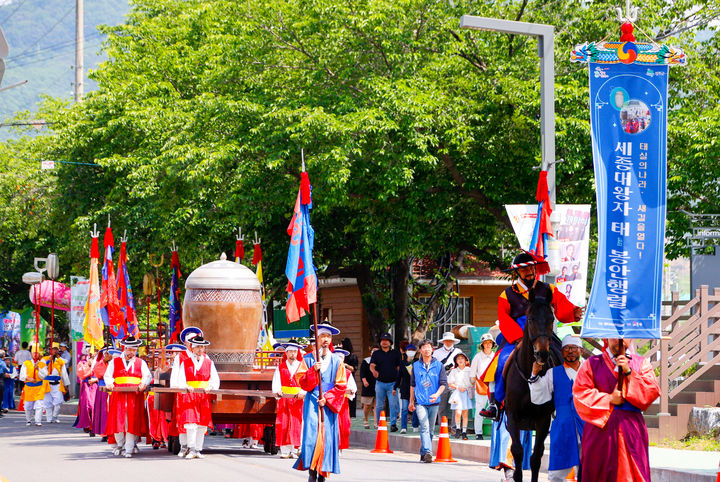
[582, 62, 668, 339]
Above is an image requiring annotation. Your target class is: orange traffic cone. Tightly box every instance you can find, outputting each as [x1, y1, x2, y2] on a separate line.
[434, 416, 457, 462]
[370, 411, 393, 453]
[565, 467, 577, 481]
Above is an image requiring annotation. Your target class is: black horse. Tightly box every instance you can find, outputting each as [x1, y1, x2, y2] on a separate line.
[502, 295, 562, 482]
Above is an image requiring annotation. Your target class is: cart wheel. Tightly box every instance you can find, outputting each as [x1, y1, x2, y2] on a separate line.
[263, 425, 278, 455]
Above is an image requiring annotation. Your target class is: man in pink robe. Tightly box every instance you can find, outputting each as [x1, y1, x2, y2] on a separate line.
[573, 338, 660, 481]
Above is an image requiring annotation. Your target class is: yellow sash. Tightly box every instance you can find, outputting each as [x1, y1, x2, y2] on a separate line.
[115, 376, 141, 385]
[281, 386, 301, 395]
[187, 380, 209, 389]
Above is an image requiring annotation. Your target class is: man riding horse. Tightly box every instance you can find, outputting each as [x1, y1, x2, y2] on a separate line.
[480, 251, 583, 420]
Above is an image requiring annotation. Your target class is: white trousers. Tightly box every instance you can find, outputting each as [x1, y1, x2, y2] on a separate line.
[24, 400, 43, 423]
[474, 394, 488, 434]
[184, 423, 207, 452]
[43, 385, 64, 421]
[114, 432, 137, 454]
[280, 445, 294, 456]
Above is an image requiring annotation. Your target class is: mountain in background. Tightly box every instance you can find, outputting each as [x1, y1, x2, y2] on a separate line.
[0, 0, 130, 119]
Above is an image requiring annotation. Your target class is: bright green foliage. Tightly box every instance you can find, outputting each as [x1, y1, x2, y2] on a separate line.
[0, 0, 717, 334]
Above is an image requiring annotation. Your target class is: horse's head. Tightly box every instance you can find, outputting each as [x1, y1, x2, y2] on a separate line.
[524, 295, 554, 366]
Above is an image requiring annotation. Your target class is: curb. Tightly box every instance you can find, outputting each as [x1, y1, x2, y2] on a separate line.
[350, 428, 716, 481]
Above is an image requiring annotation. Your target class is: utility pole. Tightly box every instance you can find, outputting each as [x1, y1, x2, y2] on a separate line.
[74, 0, 84, 102]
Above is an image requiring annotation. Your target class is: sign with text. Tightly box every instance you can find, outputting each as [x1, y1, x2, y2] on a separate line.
[70, 276, 89, 341]
[582, 62, 668, 339]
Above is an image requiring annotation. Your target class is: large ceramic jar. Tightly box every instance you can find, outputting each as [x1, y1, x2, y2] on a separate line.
[183, 253, 263, 371]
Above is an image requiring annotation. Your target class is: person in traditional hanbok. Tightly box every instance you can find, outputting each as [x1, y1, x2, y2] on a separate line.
[73, 348, 97, 435]
[39, 343, 70, 423]
[104, 336, 151, 458]
[169, 326, 203, 456]
[90, 348, 115, 440]
[333, 347, 357, 451]
[148, 343, 185, 449]
[272, 341, 306, 458]
[573, 338, 660, 482]
[173, 336, 220, 459]
[529, 335, 585, 481]
[293, 324, 347, 482]
[19, 343, 45, 426]
[2, 356, 18, 411]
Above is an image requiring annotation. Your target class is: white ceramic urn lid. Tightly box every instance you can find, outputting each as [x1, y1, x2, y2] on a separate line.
[185, 252, 262, 291]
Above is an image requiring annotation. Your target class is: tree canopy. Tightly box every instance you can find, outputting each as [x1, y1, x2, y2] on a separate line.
[1, 0, 718, 337]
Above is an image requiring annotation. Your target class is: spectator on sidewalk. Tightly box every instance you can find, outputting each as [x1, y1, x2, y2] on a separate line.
[59, 343, 72, 369]
[394, 344, 418, 434]
[448, 353, 474, 440]
[370, 333, 402, 432]
[469, 332, 496, 439]
[409, 339, 447, 463]
[13, 342, 32, 396]
[341, 338, 359, 418]
[433, 332, 463, 425]
[360, 345, 379, 429]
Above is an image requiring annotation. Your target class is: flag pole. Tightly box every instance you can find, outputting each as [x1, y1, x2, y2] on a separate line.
[302, 150, 324, 420]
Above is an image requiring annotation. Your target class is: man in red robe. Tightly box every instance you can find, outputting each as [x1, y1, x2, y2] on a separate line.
[481, 251, 583, 419]
[104, 336, 151, 458]
[173, 335, 220, 459]
[573, 338, 660, 481]
[169, 326, 203, 456]
[272, 340, 305, 458]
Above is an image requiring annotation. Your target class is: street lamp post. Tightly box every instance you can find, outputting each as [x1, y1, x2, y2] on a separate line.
[459, 15, 557, 207]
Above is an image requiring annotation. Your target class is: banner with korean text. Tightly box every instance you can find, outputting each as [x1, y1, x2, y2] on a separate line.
[582, 62, 668, 339]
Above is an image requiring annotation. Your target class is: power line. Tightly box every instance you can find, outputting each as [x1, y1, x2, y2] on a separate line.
[10, 5, 75, 63]
[12, 37, 102, 68]
[6, 31, 102, 64]
[0, 0, 31, 26]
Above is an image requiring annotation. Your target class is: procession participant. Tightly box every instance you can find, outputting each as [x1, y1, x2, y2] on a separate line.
[293, 324, 347, 482]
[169, 326, 203, 456]
[73, 347, 97, 435]
[432, 332, 463, 426]
[19, 343, 45, 426]
[408, 339, 447, 464]
[573, 338, 660, 481]
[529, 335, 585, 482]
[481, 251, 583, 420]
[13, 342, 32, 396]
[469, 332, 495, 439]
[272, 340, 305, 458]
[90, 348, 113, 440]
[148, 343, 185, 449]
[2, 355, 18, 412]
[173, 336, 220, 459]
[39, 343, 70, 423]
[104, 336, 151, 458]
[333, 347, 357, 451]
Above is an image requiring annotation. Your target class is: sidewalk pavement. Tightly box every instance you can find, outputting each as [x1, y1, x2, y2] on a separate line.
[348, 416, 720, 481]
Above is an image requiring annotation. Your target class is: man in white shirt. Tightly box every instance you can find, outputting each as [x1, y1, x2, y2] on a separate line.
[528, 335, 584, 482]
[432, 332, 463, 425]
[272, 341, 306, 458]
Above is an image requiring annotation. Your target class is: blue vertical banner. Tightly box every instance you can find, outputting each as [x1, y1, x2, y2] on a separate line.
[571, 32, 686, 339]
[583, 62, 667, 339]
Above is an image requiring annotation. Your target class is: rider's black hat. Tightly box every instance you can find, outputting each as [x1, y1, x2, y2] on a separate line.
[504, 250, 550, 276]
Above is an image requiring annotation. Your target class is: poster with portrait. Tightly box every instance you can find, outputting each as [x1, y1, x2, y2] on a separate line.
[1, 311, 22, 355]
[506, 204, 591, 307]
[70, 276, 90, 342]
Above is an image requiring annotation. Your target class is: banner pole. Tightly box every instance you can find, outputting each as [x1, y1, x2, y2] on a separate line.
[312, 303, 324, 423]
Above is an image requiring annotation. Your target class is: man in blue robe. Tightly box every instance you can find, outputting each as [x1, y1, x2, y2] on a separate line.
[293, 324, 347, 482]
